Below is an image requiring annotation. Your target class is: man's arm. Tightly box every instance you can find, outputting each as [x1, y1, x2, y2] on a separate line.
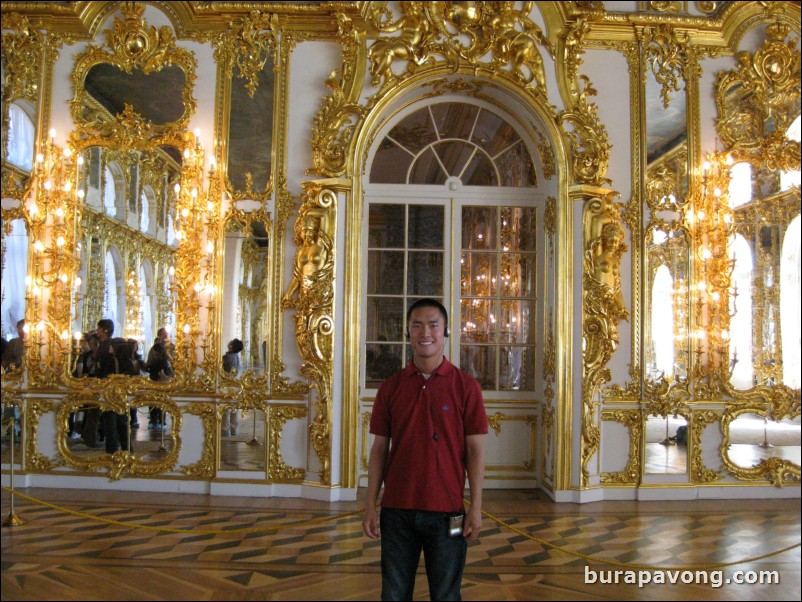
[463, 433, 485, 540]
[362, 435, 389, 539]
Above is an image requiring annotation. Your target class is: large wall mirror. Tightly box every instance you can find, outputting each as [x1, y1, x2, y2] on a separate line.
[714, 19, 801, 482]
[60, 3, 197, 468]
[640, 26, 694, 477]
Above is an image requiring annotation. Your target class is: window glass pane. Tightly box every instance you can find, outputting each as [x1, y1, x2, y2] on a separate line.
[407, 251, 443, 296]
[497, 141, 536, 187]
[366, 296, 404, 342]
[499, 346, 534, 391]
[409, 148, 447, 184]
[483, 116, 521, 158]
[498, 300, 534, 344]
[369, 204, 405, 248]
[433, 140, 475, 179]
[408, 205, 444, 249]
[366, 343, 404, 387]
[371, 140, 414, 184]
[461, 298, 498, 343]
[367, 250, 404, 295]
[462, 153, 498, 186]
[460, 345, 496, 389]
[501, 207, 536, 251]
[460, 253, 498, 297]
[430, 103, 479, 140]
[500, 253, 536, 297]
[471, 109, 504, 148]
[462, 207, 497, 250]
[389, 107, 437, 153]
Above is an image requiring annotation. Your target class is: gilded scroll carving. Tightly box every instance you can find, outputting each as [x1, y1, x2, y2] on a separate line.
[268, 404, 307, 481]
[558, 76, 612, 187]
[282, 183, 336, 484]
[600, 410, 642, 484]
[581, 194, 629, 485]
[715, 20, 801, 172]
[689, 410, 722, 483]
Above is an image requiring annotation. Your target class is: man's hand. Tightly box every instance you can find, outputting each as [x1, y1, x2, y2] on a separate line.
[363, 506, 380, 539]
[462, 505, 482, 540]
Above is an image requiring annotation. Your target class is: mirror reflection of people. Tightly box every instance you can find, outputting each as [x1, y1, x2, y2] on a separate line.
[96, 319, 131, 454]
[146, 335, 173, 429]
[1, 319, 25, 442]
[362, 298, 488, 601]
[221, 338, 243, 437]
[1, 319, 25, 371]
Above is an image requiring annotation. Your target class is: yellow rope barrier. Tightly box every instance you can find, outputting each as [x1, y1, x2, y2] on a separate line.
[2, 486, 799, 571]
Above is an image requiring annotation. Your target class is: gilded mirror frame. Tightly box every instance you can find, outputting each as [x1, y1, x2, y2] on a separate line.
[51, 3, 205, 476]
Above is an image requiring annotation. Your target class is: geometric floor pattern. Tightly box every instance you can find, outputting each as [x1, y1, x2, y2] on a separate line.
[2, 488, 800, 600]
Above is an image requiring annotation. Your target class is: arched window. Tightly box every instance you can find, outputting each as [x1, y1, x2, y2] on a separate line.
[651, 265, 674, 379]
[104, 249, 120, 331]
[370, 103, 536, 187]
[104, 166, 117, 217]
[780, 215, 801, 389]
[140, 188, 152, 233]
[140, 262, 153, 348]
[364, 100, 542, 392]
[729, 234, 753, 388]
[6, 104, 35, 171]
[729, 162, 752, 208]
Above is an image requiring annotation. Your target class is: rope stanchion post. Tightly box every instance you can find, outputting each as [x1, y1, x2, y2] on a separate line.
[247, 409, 261, 446]
[2, 410, 26, 527]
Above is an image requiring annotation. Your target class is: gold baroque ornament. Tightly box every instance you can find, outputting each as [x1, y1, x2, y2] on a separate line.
[268, 404, 307, 481]
[179, 401, 217, 478]
[0, 13, 45, 155]
[365, 2, 552, 91]
[715, 20, 801, 173]
[720, 405, 801, 487]
[24, 398, 60, 472]
[57, 389, 181, 480]
[599, 410, 642, 485]
[641, 24, 688, 110]
[212, 10, 278, 99]
[689, 410, 723, 483]
[69, 2, 197, 150]
[310, 12, 366, 178]
[580, 193, 629, 486]
[558, 76, 612, 186]
[282, 183, 336, 484]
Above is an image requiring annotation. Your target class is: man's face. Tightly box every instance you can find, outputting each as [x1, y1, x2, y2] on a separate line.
[407, 306, 446, 363]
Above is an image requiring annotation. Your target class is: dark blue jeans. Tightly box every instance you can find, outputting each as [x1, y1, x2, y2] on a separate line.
[380, 508, 467, 601]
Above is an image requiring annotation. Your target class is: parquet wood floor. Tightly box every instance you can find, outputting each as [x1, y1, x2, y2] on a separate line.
[1, 488, 800, 601]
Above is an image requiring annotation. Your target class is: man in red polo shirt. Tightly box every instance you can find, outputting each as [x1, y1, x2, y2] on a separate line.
[363, 298, 487, 601]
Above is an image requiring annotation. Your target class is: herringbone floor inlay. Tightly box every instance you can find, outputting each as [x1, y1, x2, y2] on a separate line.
[2, 488, 799, 600]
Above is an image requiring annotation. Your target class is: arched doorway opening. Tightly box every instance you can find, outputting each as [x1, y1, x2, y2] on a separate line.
[353, 88, 564, 491]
